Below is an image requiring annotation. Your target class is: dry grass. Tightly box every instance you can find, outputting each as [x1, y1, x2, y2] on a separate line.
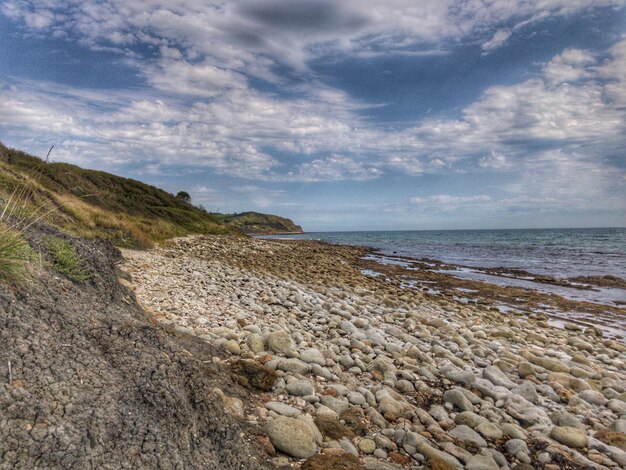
[0, 223, 31, 285]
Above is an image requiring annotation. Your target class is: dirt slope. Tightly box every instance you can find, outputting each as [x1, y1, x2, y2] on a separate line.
[0, 225, 270, 469]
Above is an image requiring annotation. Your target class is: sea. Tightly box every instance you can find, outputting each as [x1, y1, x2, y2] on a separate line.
[261, 228, 626, 309]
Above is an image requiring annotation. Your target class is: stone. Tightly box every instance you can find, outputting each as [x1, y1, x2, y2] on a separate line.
[512, 381, 538, 404]
[577, 389, 609, 406]
[593, 430, 626, 451]
[550, 426, 587, 449]
[265, 416, 317, 459]
[358, 438, 376, 454]
[550, 410, 583, 429]
[286, 380, 315, 396]
[505, 439, 529, 456]
[531, 356, 570, 373]
[265, 401, 300, 417]
[466, 452, 499, 470]
[443, 389, 474, 412]
[279, 358, 311, 375]
[442, 366, 475, 385]
[267, 330, 295, 355]
[246, 334, 265, 353]
[448, 425, 487, 449]
[301, 348, 326, 365]
[475, 422, 503, 440]
[320, 395, 350, 415]
[483, 365, 516, 389]
[222, 339, 241, 355]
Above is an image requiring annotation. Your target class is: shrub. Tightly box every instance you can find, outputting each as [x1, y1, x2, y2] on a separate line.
[0, 223, 31, 285]
[46, 237, 87, 282]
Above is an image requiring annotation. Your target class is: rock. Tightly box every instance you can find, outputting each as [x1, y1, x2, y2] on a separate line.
[339, 438, 359, 457]
[550, 410, 583, 429]
[578, 389, 609, 406]
[286, 380, 315, 396]
[320, 395, 350, 415]
[302, 453, 364, 470]
[266, 402, 302, 418]
[222, 339, 241, 355]
[448, 425, 487, 449]
[442, 366, 475, 385]
[466, 452, 499, 470]
[232, 359, 277, 391]
[531, 356, 570, 373]
[267, 330, 295, 355]
[505, 438, 529, 456]
[610, 419, 626, 433]
[358, 438, 376, 454]
[550, 426, 587, 449]
[483, 365, 516, 389]
[279, 358, 311, 375]
[265, 416, 317, 458]
[512, 381, 538, 404]
[594, 430, 626, 451]
[301, 348, 326, 365]
[417, 443, 463, 469]
[501, 423, 526, 440]
[246, 334, 265, 353]
[475, 422, 503, 440]
[443, 389, 474, 412]
[347, 391, 366, 406]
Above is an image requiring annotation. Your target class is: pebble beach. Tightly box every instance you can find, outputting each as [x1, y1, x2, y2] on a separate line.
[121, 235, 626, 470]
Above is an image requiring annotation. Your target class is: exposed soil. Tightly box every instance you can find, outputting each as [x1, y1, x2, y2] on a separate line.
[0, 225, 271, 469]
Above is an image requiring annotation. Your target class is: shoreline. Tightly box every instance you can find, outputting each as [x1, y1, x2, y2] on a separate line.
[121, 234, 626, 469]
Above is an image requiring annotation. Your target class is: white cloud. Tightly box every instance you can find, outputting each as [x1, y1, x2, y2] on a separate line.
[411, 194, 491, 205]
[479, 151, 509, 169]
[481, 29, 512, 52]
[543, 48, 596, 84]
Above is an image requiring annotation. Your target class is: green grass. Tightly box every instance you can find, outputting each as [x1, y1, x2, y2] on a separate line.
[46, 237, 88, 282]
[0, 223, 32, 285]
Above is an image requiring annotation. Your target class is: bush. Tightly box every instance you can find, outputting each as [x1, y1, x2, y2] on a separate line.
[46, 237, 87, 282]
[0, 223, 31, 285]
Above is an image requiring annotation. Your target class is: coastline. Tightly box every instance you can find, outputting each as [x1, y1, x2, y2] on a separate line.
[121, 234, 626, 469]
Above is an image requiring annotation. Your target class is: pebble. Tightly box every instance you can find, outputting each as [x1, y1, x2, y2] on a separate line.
[122, 236, 626, 470]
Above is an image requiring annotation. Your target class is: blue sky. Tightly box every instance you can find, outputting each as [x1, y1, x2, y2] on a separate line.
[1, 1, 625, 231]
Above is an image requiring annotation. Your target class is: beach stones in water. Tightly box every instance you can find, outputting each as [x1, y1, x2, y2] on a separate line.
[265, 416, 318, 458]
[267, 330, 295, 355]
[550, 426, 587, 448]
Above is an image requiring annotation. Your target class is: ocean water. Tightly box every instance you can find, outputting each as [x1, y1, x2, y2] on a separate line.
[263, 228, 626, 280]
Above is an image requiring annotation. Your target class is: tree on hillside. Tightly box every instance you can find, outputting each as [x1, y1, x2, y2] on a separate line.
[175, 191, 191, 203]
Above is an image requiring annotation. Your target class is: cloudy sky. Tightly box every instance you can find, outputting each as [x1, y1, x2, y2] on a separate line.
[1, 1, 625, 230]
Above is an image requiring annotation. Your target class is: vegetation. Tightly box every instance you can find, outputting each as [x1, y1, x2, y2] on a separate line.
[175, 191, 191, 203]
[0, 143, 233, 247]
[0, 223, 31, 285]
[46, 237, 87, 282]
[215, 211, 303, 234]
[0, 143, 302, 246]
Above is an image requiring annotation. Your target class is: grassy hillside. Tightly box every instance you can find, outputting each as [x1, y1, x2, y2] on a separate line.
[0, 144, 300, 247]
[216, 211, 303, 234]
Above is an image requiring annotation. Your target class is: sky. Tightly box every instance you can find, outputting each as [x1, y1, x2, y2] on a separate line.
[0, 1, 625, 231]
